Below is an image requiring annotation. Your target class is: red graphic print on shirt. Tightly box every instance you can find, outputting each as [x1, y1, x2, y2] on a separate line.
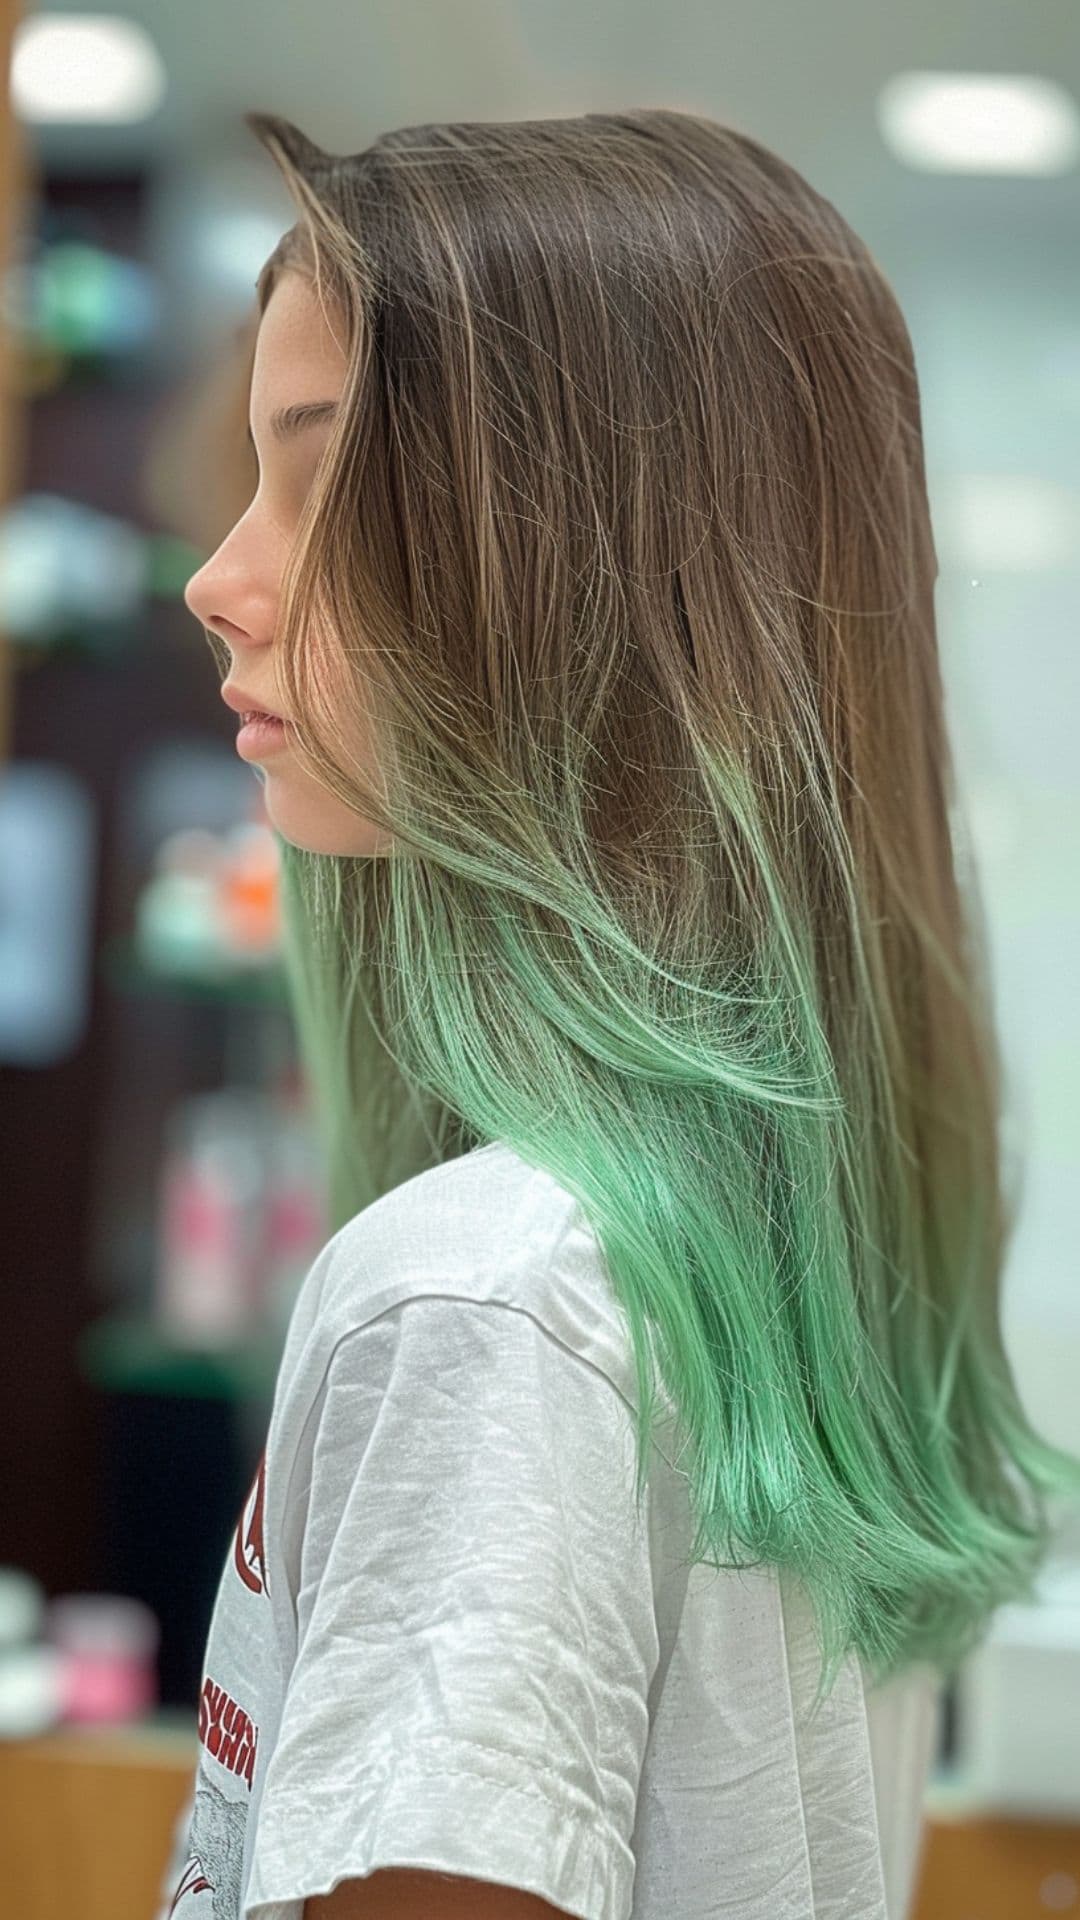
[233, 1446, 268, 1597]
[166, 1443, 270, 1914]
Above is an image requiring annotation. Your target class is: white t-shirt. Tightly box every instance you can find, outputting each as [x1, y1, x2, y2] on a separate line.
[155, 1140, 942, 1920]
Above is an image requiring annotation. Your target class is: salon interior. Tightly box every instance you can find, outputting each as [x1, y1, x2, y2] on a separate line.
[0, 2, 1078, 1915]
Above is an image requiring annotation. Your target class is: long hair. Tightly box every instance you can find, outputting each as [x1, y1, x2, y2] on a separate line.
[197, 106, 1080, 1713]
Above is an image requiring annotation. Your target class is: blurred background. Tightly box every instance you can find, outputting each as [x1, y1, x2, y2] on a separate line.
[0, 4, 1078, 1915]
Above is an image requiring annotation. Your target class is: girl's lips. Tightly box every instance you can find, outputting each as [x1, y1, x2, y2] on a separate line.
[221, 686, 285, 721]
[236, 713, 288, 759]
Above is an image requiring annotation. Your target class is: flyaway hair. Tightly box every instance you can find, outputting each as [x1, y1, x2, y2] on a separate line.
[199, 106, 1080, 1714]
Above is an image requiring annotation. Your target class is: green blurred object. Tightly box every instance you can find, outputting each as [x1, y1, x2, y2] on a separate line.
[100, 934, 288, 1007]
[77, 1311, 280, 1401]
[143, 532, 207, 599]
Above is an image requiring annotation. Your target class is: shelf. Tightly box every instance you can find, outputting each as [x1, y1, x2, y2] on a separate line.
[77, 1310, 281, 1401]
[5, 1707, 197, 1761]
[99, 935, 288, 1007]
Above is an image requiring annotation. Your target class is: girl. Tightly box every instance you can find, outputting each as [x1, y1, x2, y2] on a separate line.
[161, 106, 1080, 1920]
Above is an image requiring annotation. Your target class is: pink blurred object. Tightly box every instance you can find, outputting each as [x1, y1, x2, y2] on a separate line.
[45, 1592, 160, 1724]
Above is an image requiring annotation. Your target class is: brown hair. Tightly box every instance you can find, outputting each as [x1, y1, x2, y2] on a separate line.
[189, 107, 1080, 1703]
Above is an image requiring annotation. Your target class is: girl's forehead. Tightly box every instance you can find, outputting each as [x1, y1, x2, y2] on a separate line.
[252, 271, 348, 391]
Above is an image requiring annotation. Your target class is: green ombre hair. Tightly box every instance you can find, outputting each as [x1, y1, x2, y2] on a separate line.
[200, 107, 1080, 1713]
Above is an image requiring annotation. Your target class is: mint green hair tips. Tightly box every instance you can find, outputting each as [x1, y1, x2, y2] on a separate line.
[247, 106, 1080, 1716]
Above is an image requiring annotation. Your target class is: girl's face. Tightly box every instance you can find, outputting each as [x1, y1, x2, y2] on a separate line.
[184, 267, 392, 856]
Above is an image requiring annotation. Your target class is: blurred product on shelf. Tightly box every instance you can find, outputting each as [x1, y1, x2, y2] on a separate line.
[0, 490, 148, 653]
[155, 1090, 269, 1346]
[0, 1570, 161, 1738]
[0, 1567, 64, 1739]
[134, 815, 281, 976]
[46, 1592, 160, 1726]
[260, 1061, 329, 1339]
[218, 818, 281, 959]
[2, 232, 161, 368]
[154, 1066, 328, 1349]
[0, 760, 96, 1067]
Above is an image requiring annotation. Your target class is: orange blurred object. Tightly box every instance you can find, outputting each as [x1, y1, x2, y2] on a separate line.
[217, 822, 281, 958]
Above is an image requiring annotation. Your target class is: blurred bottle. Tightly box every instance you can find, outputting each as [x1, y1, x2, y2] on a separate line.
[217, 818, 281, 962]
[134, 826, 223, 975]
[46, 1592, 160, 1725]
[154, 1090, 270, 1346]
[134, 818, 281, 977]
[0, 1565, 64, 1739]
[257, 1063, 329, 1339]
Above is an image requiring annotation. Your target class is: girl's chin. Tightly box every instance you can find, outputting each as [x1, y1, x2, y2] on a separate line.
[259, 785, 393, 857]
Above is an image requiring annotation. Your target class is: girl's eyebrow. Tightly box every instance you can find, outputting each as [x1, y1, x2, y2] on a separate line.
[247, 400, 339, 448]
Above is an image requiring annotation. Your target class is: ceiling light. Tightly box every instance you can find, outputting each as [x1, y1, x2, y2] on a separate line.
[11, 14, 166, 125]
[878, 72, 1079, 175]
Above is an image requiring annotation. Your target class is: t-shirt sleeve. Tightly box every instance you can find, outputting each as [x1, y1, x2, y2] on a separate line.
[244, 1294, 660, 1920]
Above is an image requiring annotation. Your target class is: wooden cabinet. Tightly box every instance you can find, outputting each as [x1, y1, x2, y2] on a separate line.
[913, 1806, 1080, 1920]
[0, 1722, 196, 1920]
